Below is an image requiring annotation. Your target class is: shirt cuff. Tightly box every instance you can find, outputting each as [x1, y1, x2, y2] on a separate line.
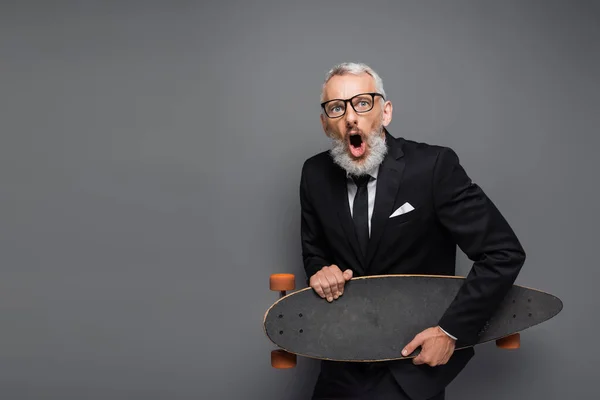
[439, 326, 457, 341]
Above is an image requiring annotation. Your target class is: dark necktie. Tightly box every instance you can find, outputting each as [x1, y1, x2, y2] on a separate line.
[352, 175, 370, 259]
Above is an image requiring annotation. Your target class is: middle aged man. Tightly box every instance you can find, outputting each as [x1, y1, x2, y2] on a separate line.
[299, 62, 526, 400]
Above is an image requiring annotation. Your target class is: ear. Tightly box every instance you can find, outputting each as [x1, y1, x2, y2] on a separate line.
[382, 100, 393, 127]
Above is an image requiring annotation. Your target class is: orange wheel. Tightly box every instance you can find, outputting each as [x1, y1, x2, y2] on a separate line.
[270, 274, 295, 291]
[496, 333, 521, 349]
[271, 349, 297, 369]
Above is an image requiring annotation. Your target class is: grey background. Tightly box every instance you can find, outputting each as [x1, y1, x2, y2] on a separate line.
[1, 1, 598, 399]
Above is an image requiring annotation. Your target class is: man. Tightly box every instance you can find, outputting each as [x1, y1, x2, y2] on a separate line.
[300, 62, 526, 400]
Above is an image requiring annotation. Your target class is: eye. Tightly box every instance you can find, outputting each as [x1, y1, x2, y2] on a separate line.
[328, 103, 344, 114]
[353, 96, 373, 110]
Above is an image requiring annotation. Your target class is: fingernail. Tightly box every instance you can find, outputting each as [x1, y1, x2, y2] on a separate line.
[334, 295, 339, 300]
[402, 350, 408, 356]
[327, 297, 333, 302]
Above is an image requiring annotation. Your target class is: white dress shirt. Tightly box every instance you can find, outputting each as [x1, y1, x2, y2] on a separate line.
[346, 166, 458, 341]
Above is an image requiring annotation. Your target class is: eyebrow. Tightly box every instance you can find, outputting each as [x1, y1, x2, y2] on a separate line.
[323, 92, 375, 101]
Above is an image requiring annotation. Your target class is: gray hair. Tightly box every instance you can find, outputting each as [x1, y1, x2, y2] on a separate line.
[320, 62, 387, 103]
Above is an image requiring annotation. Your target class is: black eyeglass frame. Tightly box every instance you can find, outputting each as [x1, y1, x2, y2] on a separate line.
[320, 92, 385, 118]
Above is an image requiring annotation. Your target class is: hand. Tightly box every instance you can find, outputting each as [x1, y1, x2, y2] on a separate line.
[402, 326, 456, 367]
[309, 265, 353, 302]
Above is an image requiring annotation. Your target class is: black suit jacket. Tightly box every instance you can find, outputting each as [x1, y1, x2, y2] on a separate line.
[300, 130, 526, 399]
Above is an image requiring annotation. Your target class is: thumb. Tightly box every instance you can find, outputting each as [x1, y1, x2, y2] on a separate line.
[343, 269, 353, 281]
[402, 334, 423, 357]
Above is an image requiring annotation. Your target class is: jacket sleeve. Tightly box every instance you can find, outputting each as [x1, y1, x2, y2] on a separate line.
[300, 162, 332, 284]
[433, 148, 526, 345]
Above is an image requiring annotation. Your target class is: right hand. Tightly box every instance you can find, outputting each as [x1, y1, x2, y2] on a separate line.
[309, 265, 353, 302]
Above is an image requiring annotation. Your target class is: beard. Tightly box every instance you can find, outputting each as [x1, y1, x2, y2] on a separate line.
[328, 125, 388, 177]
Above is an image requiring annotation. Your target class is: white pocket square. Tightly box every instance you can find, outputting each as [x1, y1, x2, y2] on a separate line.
[389, 202, 415, 218]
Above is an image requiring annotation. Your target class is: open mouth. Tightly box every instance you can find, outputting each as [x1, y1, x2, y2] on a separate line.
[348, 133, 366, 158]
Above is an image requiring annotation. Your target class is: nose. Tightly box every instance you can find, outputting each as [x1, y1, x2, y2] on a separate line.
[344, 103, 358, 125]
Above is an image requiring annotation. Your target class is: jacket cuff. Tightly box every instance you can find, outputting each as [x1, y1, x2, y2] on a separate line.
[438, 325, 457, 341]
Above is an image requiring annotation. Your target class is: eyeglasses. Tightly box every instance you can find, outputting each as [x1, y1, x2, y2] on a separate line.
[320, 92, 385, 118]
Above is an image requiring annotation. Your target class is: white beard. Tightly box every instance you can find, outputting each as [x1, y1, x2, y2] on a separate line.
[329, 126, 388, 176]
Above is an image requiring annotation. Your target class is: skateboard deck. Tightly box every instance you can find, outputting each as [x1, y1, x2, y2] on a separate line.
[264, 275, 562, 362]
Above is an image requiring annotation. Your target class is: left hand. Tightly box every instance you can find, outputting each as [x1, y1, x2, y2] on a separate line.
[401, 326, 456, 367]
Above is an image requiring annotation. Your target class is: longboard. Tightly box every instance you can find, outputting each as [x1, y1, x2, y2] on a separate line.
[264, 274, 562, 367]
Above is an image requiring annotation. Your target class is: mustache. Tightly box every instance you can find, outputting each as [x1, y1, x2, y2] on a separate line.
[326, 122, 384, 142]
[345, 128, 364, 136]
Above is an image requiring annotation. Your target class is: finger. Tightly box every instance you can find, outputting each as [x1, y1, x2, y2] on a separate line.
[402, 335, 424, 357]
[319, 275, 334, 302]
[412, 353, 426, 365]
[343, 269, 353, 281]
[442, 351, 453, 365]
[413, 348, 433, 366]
[326, 265, 343, 295]
[311, 280, 326, 299]
[338, 270, 352, 296]
[323, 269, 341, 299]
[329, 264, 341, 274]
[332, 268, 345, 297]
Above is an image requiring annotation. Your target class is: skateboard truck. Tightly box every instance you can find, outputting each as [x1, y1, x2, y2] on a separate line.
[483, 319, 522, 349]
[496, 333, 521, 349]
[269, 273, 297, 368]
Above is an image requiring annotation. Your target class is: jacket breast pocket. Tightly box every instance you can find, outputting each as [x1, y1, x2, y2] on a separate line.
[387, 207, 422, 226]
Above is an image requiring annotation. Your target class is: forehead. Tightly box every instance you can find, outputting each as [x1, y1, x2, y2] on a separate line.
[322, 72, 376, 101]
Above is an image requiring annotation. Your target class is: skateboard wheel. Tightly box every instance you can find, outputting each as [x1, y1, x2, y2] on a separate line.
[271, 349, 297, 369]
[496, 333, 521, 349]
[270, 274, 295, 291]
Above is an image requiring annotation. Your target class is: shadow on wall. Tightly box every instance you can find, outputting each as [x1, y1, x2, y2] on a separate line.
[449, 326, 556, 398]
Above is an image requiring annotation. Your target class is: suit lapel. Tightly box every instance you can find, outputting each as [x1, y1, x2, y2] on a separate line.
[365, 133, 406, 269]
[331, 163, 366, 274]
